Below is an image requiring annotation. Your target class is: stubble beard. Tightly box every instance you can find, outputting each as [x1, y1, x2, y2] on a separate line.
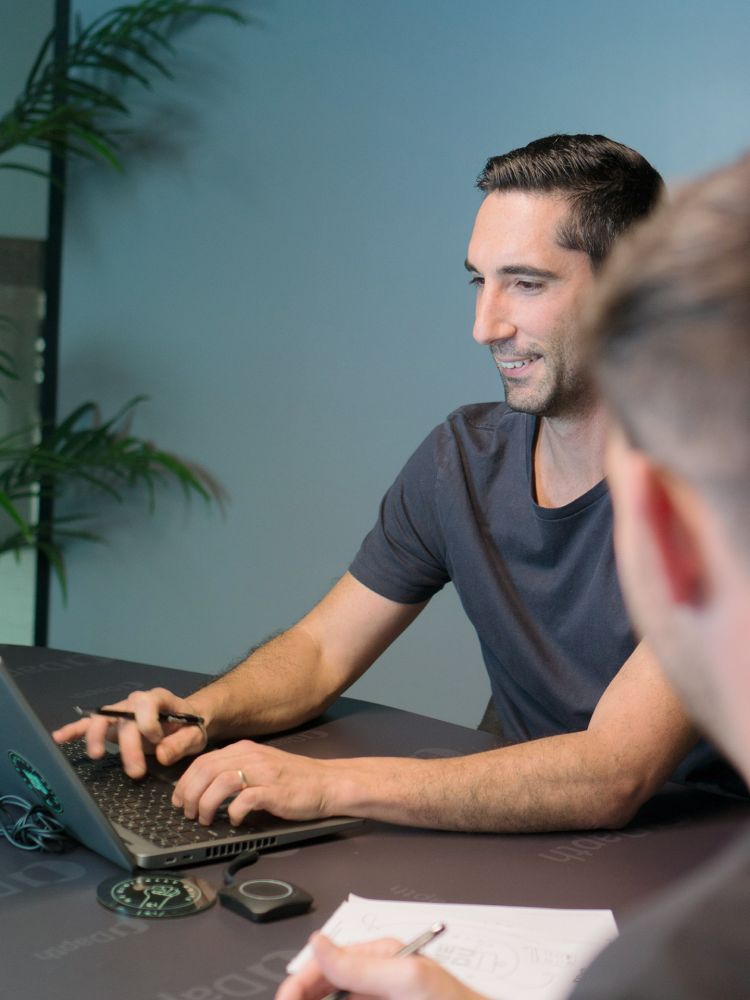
[498, 352, 596, 420]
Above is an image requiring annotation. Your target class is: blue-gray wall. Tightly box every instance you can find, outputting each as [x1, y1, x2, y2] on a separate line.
[50, 0, 750, 726]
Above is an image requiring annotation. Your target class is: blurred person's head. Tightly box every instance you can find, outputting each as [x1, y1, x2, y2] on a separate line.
[587, 153, 750, 781]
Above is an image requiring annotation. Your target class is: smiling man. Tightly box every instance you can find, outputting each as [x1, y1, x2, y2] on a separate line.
[467, 194, 595, 425]
[276, 149, 750, 1000]
[55, 134, 715, 836]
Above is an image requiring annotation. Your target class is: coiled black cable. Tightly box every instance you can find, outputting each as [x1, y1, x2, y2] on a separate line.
[0, 794, 73, 852]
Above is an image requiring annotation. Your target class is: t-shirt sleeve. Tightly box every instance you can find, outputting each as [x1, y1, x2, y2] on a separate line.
[349, 425, 450, 604]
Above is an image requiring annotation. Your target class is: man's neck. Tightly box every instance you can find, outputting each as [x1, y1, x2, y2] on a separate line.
[533, 402, 609, 508]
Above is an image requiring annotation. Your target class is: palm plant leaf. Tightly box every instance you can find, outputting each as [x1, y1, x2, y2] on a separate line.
[0, 1, 246, 174]
[0, 3, 240, 598]
[0, 397, 225, 596]
[0, 397, 219, 503]
[0, 490, 33, 541]
[0, 346, 18, 385]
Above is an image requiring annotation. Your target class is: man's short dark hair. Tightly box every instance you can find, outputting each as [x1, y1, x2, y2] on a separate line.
[587, 152, 750, 548]
[476, 134, 664, 267]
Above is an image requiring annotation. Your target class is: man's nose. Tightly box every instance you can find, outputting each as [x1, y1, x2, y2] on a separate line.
[472, 289, 517, 346]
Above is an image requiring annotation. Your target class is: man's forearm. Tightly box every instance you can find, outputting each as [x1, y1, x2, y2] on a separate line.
[171, 635, 699, 833]
[186, 574, 427, 744]
[322, 727, 691, 832]
[189, 625, 341, 740]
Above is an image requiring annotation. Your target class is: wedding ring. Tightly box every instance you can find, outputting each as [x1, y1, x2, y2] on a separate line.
[237, 768, 248, 790]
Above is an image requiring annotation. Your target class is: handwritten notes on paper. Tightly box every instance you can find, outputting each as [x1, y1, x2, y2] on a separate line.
[288, 894, 618, 1000]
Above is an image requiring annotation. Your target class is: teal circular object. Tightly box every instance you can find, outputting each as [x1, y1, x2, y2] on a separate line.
[8, 750, 63, 814]
[96, 872, 216, 919]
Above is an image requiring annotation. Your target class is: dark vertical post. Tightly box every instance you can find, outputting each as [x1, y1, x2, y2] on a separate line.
[34, 0, 70, 646]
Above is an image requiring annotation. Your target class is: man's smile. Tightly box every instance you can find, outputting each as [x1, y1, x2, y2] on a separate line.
[495, 354, 542, 372]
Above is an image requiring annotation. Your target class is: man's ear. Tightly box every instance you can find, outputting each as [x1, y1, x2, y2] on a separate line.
[640, 463, 706, 608]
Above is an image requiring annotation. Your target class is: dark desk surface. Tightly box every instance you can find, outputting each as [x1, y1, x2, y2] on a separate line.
[2, 644, 749, 1000]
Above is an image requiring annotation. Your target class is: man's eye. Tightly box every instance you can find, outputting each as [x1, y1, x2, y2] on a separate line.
[516, 280, 543, 292]
[468, 275, 484, 288]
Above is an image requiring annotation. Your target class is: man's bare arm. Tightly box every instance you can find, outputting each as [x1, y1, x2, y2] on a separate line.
[52, 573, 426, 776]
[174, 638, 700, 832]
[189, 572, 427, 739]
[325, 639, 699, 831]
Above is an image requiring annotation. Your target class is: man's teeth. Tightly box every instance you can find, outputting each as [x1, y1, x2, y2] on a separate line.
[499, 357, 537, 369]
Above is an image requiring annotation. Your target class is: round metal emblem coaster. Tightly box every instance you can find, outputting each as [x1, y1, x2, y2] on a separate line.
[96, 872, 216, 919]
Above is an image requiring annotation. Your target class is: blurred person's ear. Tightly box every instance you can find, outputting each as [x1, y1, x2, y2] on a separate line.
[640, 463, 707, 609]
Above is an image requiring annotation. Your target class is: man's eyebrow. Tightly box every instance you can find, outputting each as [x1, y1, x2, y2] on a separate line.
[463, 260, 558, 280]
[500, 264, 558, 280]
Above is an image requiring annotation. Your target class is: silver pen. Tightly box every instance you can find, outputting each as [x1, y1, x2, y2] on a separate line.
[320, 921, 447, 1000]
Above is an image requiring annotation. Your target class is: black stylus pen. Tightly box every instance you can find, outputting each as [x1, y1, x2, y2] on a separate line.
[74, 705, 205, 726]
[320, 922, 447, 1000]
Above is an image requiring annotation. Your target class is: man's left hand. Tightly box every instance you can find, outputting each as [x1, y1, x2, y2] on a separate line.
[171, 740, 340, 824]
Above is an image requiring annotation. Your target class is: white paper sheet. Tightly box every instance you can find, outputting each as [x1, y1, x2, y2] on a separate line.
[288, 894, 618, 1000]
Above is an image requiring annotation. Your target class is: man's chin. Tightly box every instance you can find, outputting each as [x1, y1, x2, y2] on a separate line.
[502, 383, 548, 415]
[503, 390, 573, 419]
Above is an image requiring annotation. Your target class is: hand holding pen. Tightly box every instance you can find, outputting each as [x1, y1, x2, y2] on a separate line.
[51, 688, 210, 778]
[276, 922, 488, 1000]
[74, 705, 206, 729]
[320, 923, 446, 1000]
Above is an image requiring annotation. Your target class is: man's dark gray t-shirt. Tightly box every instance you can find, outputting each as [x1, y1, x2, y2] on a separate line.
[349, 402, 632, 745]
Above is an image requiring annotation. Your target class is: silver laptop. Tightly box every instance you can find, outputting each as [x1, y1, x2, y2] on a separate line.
[0, 656, 362, 870]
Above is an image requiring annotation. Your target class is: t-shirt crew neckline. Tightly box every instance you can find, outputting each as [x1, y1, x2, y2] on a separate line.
[525, 414, 609, 521]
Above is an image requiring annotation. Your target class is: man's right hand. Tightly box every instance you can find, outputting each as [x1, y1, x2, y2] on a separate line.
[52, 687, 209, 778]
[275, 933, 489, 1000]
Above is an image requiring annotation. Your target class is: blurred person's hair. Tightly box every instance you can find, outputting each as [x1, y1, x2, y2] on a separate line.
[587, 152, 750, 550]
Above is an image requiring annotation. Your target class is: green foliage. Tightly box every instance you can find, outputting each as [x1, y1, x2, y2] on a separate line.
[0, 1, 246, 177]
[0, 351, 18, 392]
[0, 1, 244, 596]
[0, 397, 224, 599]
[0, 316, 19, 389]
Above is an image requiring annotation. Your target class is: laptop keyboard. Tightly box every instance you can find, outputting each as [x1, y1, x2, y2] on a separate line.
[60, 740, 247, 849]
